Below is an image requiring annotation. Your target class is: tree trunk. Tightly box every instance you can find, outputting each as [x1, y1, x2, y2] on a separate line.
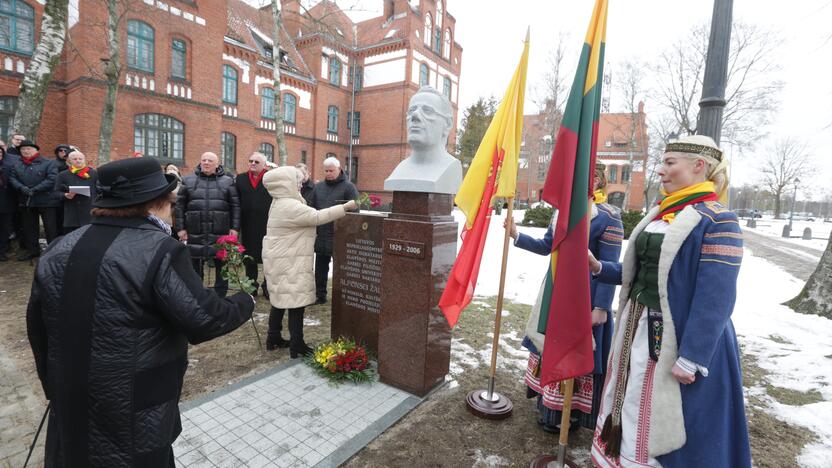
[786, 231, 832, 318]
[12, 0, 70, 139]
[97, 0, 122, 164]
[271, 0, 288, 166]
[774, 194, 781, 219]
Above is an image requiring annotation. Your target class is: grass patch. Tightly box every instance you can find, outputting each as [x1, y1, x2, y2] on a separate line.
[765, 385, 825, 406]
[767, 334, 793, 345]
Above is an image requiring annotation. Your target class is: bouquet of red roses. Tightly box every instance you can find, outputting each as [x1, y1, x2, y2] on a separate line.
[213, 234, 256, 295]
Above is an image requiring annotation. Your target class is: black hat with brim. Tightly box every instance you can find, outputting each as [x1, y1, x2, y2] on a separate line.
[18, 140, 39, 151]
[94, 156, 178, 208]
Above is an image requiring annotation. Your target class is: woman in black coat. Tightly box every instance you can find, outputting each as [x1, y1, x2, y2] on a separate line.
[27, 157, 254, 467]
[54, 150, 97, 233]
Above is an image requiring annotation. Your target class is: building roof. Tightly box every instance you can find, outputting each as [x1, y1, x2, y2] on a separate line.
[226, 0, 313, 80]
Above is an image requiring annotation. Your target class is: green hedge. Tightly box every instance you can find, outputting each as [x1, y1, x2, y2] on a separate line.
[521, 204, 554, 227]
[621, 210, 645, 239]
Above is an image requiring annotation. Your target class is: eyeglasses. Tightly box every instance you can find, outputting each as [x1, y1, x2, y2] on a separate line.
[249, 160, 262, 164]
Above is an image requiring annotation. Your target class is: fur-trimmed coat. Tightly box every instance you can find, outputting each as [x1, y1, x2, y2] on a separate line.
[595, 202, 751, 467]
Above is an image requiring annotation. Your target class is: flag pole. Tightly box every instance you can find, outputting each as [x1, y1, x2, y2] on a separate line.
[465, 197, 514, 420]
[556, 379, 576, 467]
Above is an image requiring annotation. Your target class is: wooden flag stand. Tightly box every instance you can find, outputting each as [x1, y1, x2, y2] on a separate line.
[466, 198, 514, 420]
[529, 379, 579, 468]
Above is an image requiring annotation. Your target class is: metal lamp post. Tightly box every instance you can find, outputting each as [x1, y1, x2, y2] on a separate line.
[788, 178, 800, 233]
[696, 0, 734, 145]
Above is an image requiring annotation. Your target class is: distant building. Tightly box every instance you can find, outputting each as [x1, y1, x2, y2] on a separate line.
[516, 101, 649, 212]
[0, 0, 462, 198]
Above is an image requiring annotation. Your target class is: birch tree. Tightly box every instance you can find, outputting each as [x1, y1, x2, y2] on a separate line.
[13, 0, 71, 139]
[614, 60, 646, 209]
[270, 0, 289, 166]
[534, 33, 570, 139]
[97, 0, 125, 163]
[787, 232, 832, 319]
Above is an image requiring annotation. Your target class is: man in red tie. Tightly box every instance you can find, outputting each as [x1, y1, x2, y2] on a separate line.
[234, 152, 272, 298]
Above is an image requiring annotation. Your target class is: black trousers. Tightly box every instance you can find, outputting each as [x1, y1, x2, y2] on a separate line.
[22, 206, 59, 254]
[0, 212, 12, 253]
[268, 306, 306, 348]
[191, 257, 228, 298]
[314, 253, 331, 300]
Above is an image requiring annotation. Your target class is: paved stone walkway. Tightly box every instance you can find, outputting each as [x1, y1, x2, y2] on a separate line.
[0, 348, 46, 468]
[174, 360, 421, 467]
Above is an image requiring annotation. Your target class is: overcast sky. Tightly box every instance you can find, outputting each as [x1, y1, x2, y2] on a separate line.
[249, 0, 832, 195]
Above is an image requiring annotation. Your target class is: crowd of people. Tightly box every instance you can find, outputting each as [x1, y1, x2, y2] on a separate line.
[21, 144, 359, 466]
[17, 133, 752, 466]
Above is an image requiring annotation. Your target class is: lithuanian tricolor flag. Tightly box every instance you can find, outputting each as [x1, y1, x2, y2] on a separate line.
[538, 0, 608, 386]
[438, 32, 529, 328]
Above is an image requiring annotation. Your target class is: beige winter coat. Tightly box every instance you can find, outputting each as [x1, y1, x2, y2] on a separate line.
[262, 167, 346, 309]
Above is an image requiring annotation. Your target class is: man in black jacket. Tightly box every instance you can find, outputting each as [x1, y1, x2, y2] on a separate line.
[234, 152, 271, 297]
[9, 140, 60, 260]
[175, 151, 241, 297]
[27, 157, 254, 467]
[310, 156, 358, 303]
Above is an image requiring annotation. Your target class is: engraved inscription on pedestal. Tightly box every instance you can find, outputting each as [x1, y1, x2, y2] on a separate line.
[339, 238, 382, 314]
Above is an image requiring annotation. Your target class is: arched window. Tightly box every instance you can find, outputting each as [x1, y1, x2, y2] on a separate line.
[0, 0, 34, 55]
[0, 96, 17, 141]
[283, 93, 297, 124]
[127, 20, 154, 72]
[261, 87, 275, 118]
[327, 106, 339, 133]
[419, 63, 429, 86]
[621, 164, 631, 183]
[608, 165, 618, 183]
[329, 56, 341, 86]
[221, 132, 236, 169]
[436, 1, 443, 27]
[171, 39, 187, 79]
[259, 142, 274, 162]
[442, 76, 451, 100]
[423, 13, 432, 46]
[133, 113, 184, 161]
[443, 29, 452, 60]
[222, 65, 237, 104]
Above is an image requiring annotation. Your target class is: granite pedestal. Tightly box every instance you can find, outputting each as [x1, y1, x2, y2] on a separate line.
[331, 212, 387, 355]
[377, 192, 456, 396]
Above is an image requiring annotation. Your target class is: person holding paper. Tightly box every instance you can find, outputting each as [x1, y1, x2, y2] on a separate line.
[55, 150, 97, 233]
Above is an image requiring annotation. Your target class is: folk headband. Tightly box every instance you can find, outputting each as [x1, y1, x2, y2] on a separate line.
[664, 142, 723, 162]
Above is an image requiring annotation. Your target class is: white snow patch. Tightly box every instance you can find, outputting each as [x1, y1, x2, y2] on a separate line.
[303, 318, 321, 327]
[744, 218, 829, 252]
[471, 449, 510, 468]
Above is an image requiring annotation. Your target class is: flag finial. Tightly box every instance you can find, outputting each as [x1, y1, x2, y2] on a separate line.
[525, 26, 530, 43]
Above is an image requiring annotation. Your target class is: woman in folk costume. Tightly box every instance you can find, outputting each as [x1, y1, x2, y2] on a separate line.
[507, 164, 623, 432]
[589, 135, 751, 467]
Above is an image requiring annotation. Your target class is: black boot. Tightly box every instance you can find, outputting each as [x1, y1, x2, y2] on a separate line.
[288, 307, 313, 358]
[265, 307, 289, 350]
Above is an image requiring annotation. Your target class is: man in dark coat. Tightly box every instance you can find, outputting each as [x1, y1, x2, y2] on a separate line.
[175, 151, 241, 298]
[6, 132, 24, 158]
[310, 156, 358, 303]
[0, 147, 16, 261]
[26, 157, 254, 467]
[54, 150, 97, 233]
[50, 144, 73, 232]
[234, 152, 271, 297]
[9, 140, 60, 260]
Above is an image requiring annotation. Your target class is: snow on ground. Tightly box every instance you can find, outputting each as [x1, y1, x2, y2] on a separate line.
[449, 208, 832, 465]
[744, 217, 830, 252]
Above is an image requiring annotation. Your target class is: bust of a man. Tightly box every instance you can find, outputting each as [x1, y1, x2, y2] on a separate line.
[384, 86, 462, 194]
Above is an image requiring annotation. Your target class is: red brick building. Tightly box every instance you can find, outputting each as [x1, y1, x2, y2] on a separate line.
[0, 0, 462, 195]
[515, 102, 649, 212]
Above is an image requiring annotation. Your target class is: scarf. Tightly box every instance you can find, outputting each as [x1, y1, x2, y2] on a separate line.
[146, 214, 172, 236]
[593, 189, 607, 204]
[70, 166, 91, 179]
[248, 169, 265, 189]
[21, 153, 39, 165]
[654, 181, 717, 223]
